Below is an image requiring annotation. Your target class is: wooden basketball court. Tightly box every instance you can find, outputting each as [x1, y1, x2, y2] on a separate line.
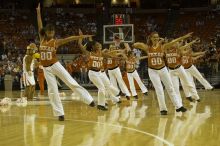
[0, 89, 219, 146]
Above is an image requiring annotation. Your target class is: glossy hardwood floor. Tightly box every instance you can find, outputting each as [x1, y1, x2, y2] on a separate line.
[0, 89, 220, 146]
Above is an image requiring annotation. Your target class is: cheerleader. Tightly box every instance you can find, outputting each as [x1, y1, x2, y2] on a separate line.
[122, 50, 148, 99]
[133, 32, 191, 115]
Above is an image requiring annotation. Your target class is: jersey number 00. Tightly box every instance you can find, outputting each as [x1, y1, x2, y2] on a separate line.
[41, 52, 52, 60]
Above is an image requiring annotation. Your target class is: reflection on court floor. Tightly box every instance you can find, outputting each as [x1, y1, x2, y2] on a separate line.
[0, 90, 219, 146]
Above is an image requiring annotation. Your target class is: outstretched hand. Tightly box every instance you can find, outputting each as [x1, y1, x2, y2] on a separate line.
[79, 29, 83, 35]
[36, 3, 40, 11]
[187, 32, 193, 36]
[78, 29, 93, 40]
[80, 35, 94, 38]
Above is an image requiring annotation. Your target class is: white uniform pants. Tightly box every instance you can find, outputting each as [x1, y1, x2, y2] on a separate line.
[148, 67, 183, 111]
[169, 66, 200, 101]
[88, 70, 105, 106]
[23, 72, 35, 86]
[108, 67, 131, 96]
[127, 70, 148, 96]
[182, 65, 213, 97]
[100, 71, 120, 103]
[43, 62, 94, 116]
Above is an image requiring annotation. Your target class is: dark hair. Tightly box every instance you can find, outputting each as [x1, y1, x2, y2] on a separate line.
[114, 35, 120, 40]
[45, 24, 55, 32]
[86, 41, 96, 52]
[40, 28, 45, 36]
[127, 51, 133, 57]
[147, 31, 158, 47]
[40, 24, 55, 37]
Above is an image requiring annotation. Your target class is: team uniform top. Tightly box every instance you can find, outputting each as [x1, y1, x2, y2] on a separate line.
[106, 57, 120, 69]
[88, 53, 103, 71]
[181, 51, 193, 69]
[80, 60, 88, 72]
[100, 58, 108, 72]
[126, 57, 136, 72]
[23, 55, 34, 73]
[165, 47, 181, 69]
[147, 45, 165, 69]
[39, 39, 58, 67]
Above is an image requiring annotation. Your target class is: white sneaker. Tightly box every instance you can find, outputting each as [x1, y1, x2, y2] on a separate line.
[0, 97, 12, 106]
[16, 97, 27, 107]
[16, 97, 27, 103]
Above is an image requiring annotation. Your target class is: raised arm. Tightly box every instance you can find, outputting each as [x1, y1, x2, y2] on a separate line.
[179, 38, 199, 50]
[124, 43, 131, 51]
[101, 48, 125, 58]
[163, 32, 193, 49]
[179, 39, 199, 54]
[116, 53, 127, 60]
[193, 54, 204, 61]
[132, 42, 148, 52]
[136, 56, 148, 60]
[192, 51, 207, 57]
[56, 35, 92, 48]
[108, 50, 125, 53]
[36, 3, 43, 41]
[78, 29, 90, 55]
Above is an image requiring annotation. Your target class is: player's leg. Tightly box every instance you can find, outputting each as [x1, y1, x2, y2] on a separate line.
[108, 69, 119, 92]
[189, 65, 213, 90]
[159, 67, 186, 112]
[38, 76, 45, 95]
[100, 72, 120, 104]
[52, 62, 94, 105]
[181, 70, 194, 98]
[114, 67, 131, 97]
[88, 71, 107, 110]
[170, 70, 182, 104]
[27, 74, 36, 99]
[133, 70, 148, 94]
[148, 68, 168, 113]
[24, 86, 30, 99]
[178, 66, 199, 101]
[127, 72, 137, 97]
[30, 85, 36, 99]
[20, 76, 24, 90]
[43, 67, 64, 118]
[23, 73, 29, 98]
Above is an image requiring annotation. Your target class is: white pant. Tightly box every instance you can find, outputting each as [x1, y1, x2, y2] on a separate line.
[23, 72, 35, 86]
[182, 65, 213, 97]
[43, 62, 93, 116]
[89, 70, 120, 106]
[169, 66, 200, 101]
[88, 70, 105, 106]
[108, 67, 131, 96]
[100, 71, 120, 103]
[148, 67, 182, 111]
[127, 70, 148, 96]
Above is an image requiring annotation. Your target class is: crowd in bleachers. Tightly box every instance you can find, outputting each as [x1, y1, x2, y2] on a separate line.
[130, 14, 165, 41]
[172, 11, 220, 78]
[173, 11, 217, 40]
[0, 9, 219, 89]
[43, 8, 96, 54]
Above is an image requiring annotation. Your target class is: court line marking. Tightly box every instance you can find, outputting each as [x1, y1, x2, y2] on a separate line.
[0, 115, 174, 146]
[72, 119, 174, 146]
